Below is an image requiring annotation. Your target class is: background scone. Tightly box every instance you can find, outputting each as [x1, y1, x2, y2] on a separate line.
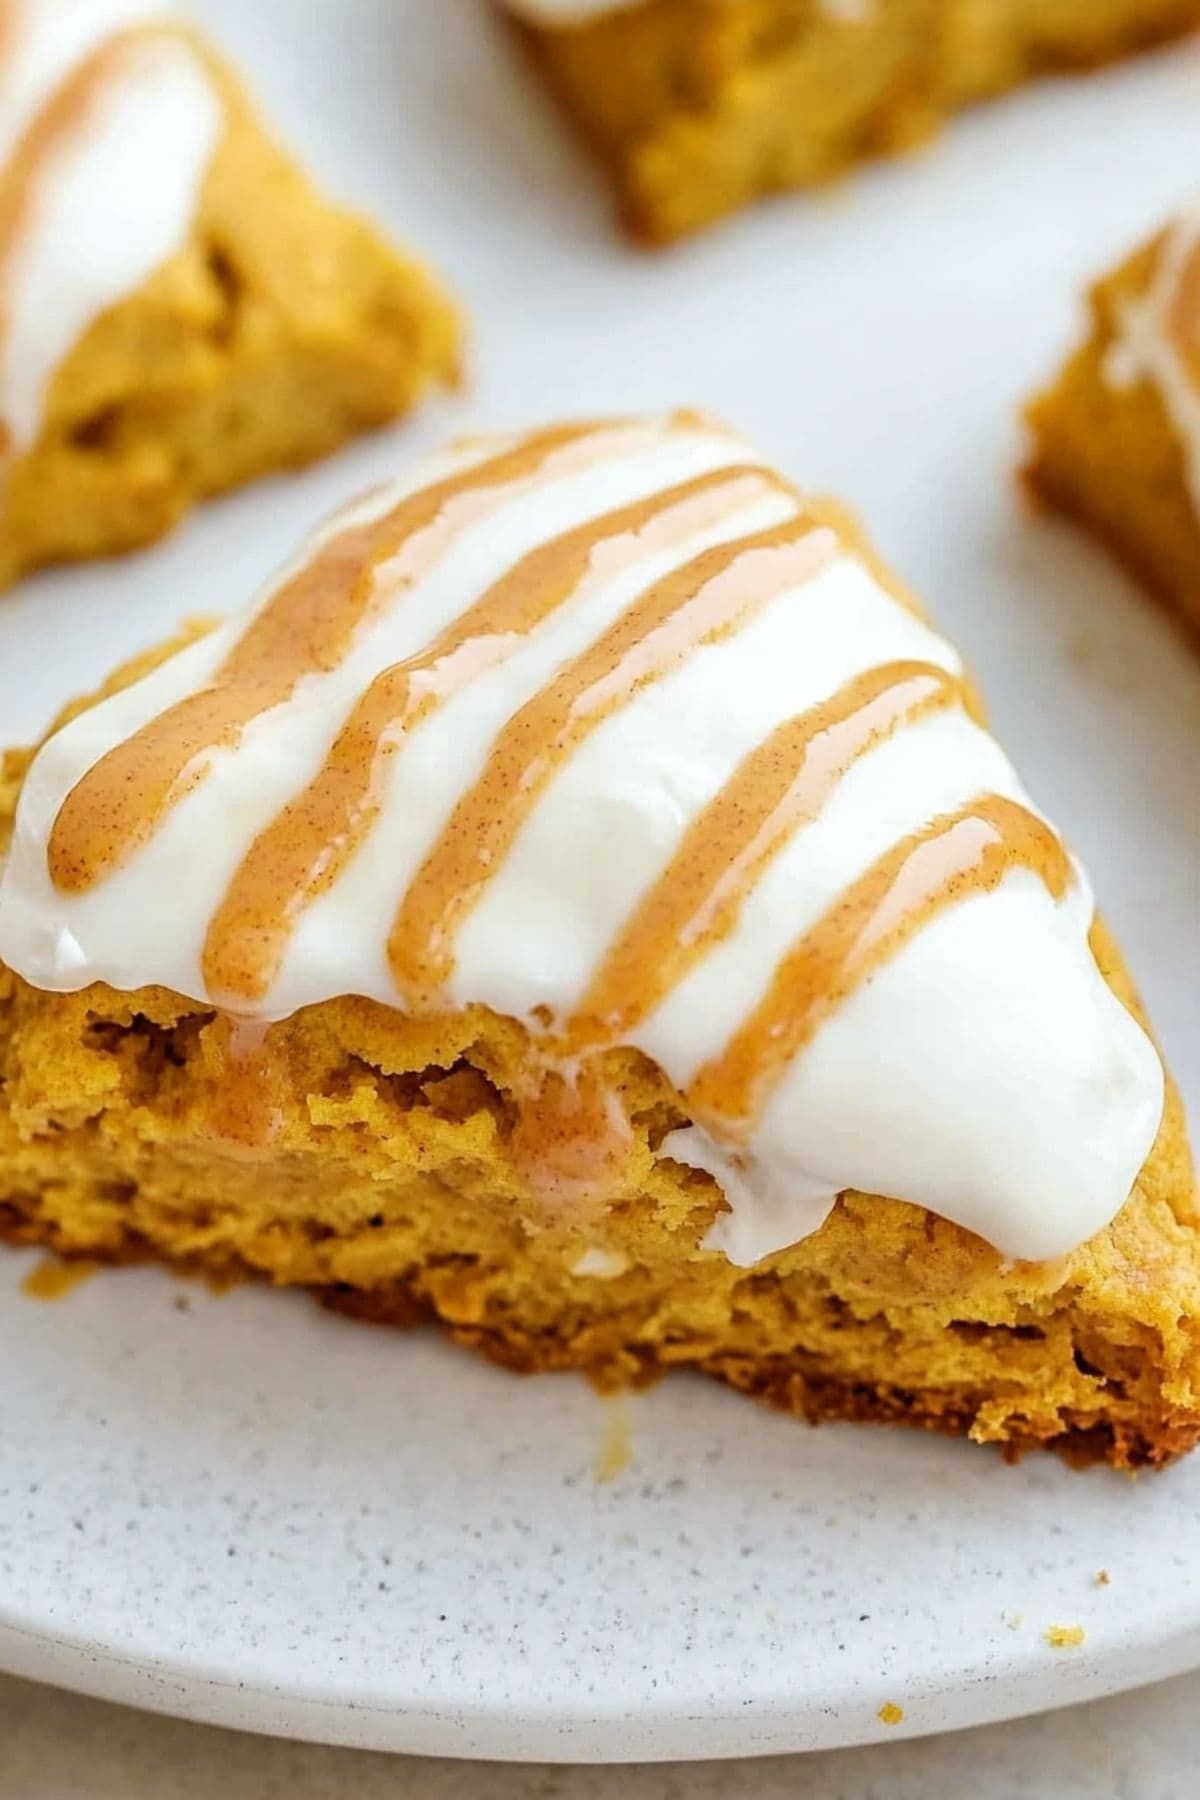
[1, 413, 1196, 1469]
[1026, 196, 1200, 646]
[0, 0, 460, 593]
[503, 0, 1200, 242]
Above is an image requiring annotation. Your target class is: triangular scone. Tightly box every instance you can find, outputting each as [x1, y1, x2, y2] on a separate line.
[1, 413, 1197, 1468]
[0, 1, 459, 592]
[502, 0, 1200, 243]
[1026, 196, 1200, 645]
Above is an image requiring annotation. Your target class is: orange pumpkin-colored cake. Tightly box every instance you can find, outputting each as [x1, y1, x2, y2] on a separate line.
[1026, 194, 1200, 646]
[2, 413, 1197, 1467]
[0, 1, 459, 592]
[502, 0, 1200, 243]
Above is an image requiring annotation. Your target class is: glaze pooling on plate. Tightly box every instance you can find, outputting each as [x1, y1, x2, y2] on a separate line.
[0, 0, 222, 456]
[0, 412, 1164, 1265]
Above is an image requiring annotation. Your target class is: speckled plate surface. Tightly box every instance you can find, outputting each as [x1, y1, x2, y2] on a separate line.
[3, 0, 1200, 1762]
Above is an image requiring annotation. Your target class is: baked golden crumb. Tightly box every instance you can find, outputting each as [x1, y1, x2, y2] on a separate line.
[1025, 232, 1200, 646]
[3, 624, 1199, 1471]
[0, 15, 460, 593]
[505, 0, 1200, 243]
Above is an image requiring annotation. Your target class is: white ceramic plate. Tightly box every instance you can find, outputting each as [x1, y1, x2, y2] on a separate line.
[3, 0, 1200, 1762]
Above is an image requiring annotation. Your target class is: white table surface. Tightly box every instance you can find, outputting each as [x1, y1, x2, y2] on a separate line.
[4, 1668, 1200, 1797]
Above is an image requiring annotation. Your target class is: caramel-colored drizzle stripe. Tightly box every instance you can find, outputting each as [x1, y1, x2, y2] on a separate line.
[387, 514, 837, 1009]
[200, 462, 784, 1007]
[47, 422, 639, 893]
[567, 660, 964, 1050]
[0, 30, 147, 266]
[688, 793, 1072, 1134]
[0, 2, 17, 100]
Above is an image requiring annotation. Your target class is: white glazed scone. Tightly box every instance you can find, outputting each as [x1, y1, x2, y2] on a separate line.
[0, 0, 459, 591]
[501, 0, 1200, 242]
[1, 413, 1197, 1467]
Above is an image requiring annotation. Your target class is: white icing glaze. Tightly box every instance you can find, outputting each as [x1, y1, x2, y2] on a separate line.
[0, 415, 1164, 1267]
[0, 0, 222, 454]
[1108, 194, 1200, 521]
[0, 0, 161, 162]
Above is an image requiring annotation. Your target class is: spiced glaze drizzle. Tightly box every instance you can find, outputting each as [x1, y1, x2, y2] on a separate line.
[0, 28, 148, 261]
[46, 417, 1075, 1151]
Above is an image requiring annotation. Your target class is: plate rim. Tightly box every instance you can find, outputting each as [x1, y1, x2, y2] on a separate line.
[3, 1473, 1200, 1760]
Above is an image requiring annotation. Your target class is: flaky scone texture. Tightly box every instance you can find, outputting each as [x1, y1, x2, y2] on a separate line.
[3, 636, 1200, 1468]
[1025, 238, 1200, 647]
[512, 0, 1200, 242]
[0, 32, 460, 593]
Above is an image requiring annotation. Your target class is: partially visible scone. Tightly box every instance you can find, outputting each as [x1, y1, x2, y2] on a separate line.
[503, 0, 1200, 242]
[1, 414, 1196, 1469]
[0, 2, 459, 592]
[1025, 209, 1200, 646]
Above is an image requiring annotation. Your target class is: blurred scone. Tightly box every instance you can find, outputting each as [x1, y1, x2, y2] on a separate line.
[0, 0, 459, 591]
[503, 0, 1200, 242]
[1027, 197, 1200, 646]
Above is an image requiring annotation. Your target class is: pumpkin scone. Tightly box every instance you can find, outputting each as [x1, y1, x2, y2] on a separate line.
[502, 0, 1200, 243]
[1, 412, 1197, 1468]
[1026, 195, 1200, 646]
[0, 0, 459, 593]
